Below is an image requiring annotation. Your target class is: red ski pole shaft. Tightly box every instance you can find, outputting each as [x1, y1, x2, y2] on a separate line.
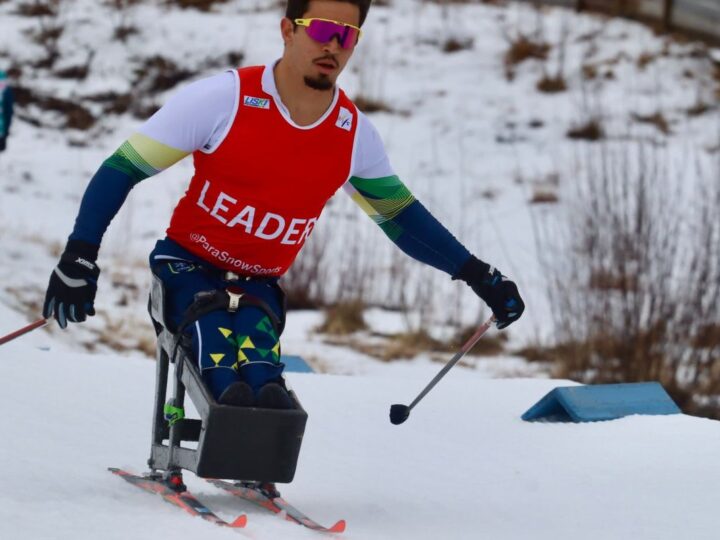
[0, 318, 48, 346]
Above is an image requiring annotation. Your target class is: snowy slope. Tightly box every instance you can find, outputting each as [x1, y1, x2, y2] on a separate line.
[1, 2, 719, 537]
[1, 0, 718, 359]
[1, 340, 719, 540]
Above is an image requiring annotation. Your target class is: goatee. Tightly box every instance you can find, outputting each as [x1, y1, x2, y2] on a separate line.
[304, 75, 333, 91]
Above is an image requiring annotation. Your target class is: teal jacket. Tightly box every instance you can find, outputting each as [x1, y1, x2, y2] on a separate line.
[0, 81, 14, 138]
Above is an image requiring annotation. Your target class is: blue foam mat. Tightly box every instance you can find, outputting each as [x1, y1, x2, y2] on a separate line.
[280, 355, 314, 373]
[522, 382, 681, 422]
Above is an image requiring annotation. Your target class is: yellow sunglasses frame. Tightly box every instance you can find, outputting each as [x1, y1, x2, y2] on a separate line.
[293, 18, 363, 44]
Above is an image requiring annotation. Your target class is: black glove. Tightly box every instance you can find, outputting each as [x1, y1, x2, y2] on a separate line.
[455, 255, 525, 329]
[43, 240, 100, 329]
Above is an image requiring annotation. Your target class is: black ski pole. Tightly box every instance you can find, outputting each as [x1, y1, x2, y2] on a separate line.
[389, 315, 495, 425]
[0, 318, 48, 346]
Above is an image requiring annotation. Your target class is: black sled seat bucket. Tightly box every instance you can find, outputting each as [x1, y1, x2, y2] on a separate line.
[148, 273, 308, 483]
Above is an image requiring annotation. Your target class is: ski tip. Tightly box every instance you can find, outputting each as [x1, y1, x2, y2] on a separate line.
[328, 519, 346, 533]
[230, 514, 248, 528]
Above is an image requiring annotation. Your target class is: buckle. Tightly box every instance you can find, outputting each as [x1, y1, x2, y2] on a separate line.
[227, 289, 244, 312]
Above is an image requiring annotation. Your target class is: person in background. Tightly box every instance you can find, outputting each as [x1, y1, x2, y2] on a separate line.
[0, 70, 14, 153]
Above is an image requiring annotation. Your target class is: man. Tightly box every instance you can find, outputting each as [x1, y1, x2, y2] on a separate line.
[0, 70, 14, 153]
[43, 0, 524, 409]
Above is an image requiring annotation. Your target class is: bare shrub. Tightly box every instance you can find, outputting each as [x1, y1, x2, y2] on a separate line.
[442, 37, 474, 53]
[280, 227, 330, 309]
[530, 188, 559, 204]
[353, 96, 394, 113]
[129, 56, 196, 119]
[686, 101, 715, 117]
[537, 12, 570, 94]
[528, 172, 560, 204]
[166, 0, 232, 11]
[15, 0, 55, 16]
[352, 16, 390, 115]
[503, 34, 550, 80]
[22, 0, 64, 68]
[316, 300, 367, 335]
[538, 141, 720, 418]
[451, 324, 508, 356]
[537, 73, 567, 93]
[12, 86, 96, 129]
[54, 51, 94, 80]
[636, 51, 656, 70]
[105, 0, 142, 42]
[324, 321, 509, 362]
[582, 63, 598, 80]
[132, 56, 195, 93]
[321, 330, 441, 362]
[381, 330, 445, 361]
[85, 91, 133, 115]
[567, 118, 604, 140]
[631, 111, 671, 135]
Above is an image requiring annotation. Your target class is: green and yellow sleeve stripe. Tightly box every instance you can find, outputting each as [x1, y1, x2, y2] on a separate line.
[346, 175, 416, 239]
[103, 133, 189, 185]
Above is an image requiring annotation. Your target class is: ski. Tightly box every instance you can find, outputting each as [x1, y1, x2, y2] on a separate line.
[109, 468, 247, 528]
[207, 478, 346, 534]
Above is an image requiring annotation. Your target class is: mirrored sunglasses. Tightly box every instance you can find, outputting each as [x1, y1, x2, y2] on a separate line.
[294, 18, 362, 49]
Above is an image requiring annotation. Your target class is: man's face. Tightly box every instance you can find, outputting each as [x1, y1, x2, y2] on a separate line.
[281, 1, 361, 91]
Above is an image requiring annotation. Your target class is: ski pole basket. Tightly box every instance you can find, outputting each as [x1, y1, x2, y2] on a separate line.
[147, 272, 308, 483]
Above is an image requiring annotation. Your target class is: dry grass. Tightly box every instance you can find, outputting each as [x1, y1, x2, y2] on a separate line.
[353, 95, 394, 114]
[631, 112, 671, 135]
[588, 268, 639, 292]
[582, 64, 598, 80]
[506, 35, 550, 65]
[316, 300, 368, 335]
[536, 74, 567, 93]
[636, 51, 657, 70]
[132, 55, 195, 93]
[15, 1, 56, 16]
[537, 140, 720, 419]
[515, 341, 582, 364]
[12, 86, 96, 130]
[443, 37, 474, 53]
[165, 0, 231, 11]
[449, 325, 508, 356]
[692, 324, 720, 349]
[529, 189, 559, 204]
[567, 119, 604, 141]
[322, 323, 509, 362]
[92, 313, 157, 357]
[504, 34, 550, 80]
[686, 101, 715, 117]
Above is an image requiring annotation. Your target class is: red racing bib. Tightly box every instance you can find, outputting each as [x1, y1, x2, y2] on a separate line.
[166, 65, 358, 276]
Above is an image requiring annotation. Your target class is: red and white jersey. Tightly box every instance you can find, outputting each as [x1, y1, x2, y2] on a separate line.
[164, 65, 366, 275]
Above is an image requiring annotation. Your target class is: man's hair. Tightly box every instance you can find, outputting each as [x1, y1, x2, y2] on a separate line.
[286, 0, 372, 27]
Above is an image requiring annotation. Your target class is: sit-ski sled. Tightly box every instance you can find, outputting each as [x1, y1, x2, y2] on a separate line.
[110, 270, 344, 533]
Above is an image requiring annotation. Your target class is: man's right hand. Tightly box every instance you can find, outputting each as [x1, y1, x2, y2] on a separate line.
[43, 240, 100, 329]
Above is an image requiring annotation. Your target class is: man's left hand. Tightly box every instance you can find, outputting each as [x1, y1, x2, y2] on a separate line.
[455, 256, 525, 329]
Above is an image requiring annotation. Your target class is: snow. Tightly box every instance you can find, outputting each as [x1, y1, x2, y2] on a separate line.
[1, 341, 719, 539]
[1, 0, 719, 537]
